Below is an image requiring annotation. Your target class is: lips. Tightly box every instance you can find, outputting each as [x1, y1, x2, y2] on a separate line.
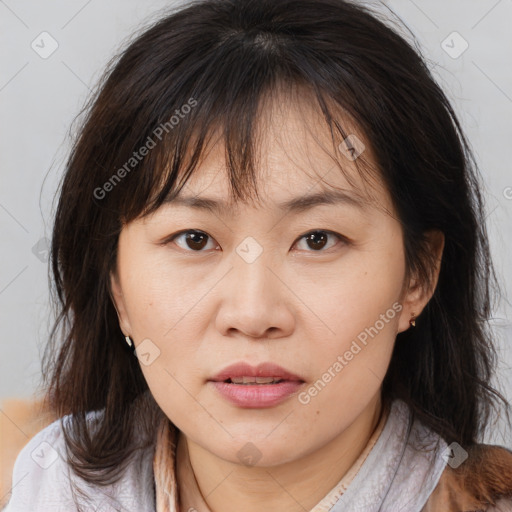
[208, 362, 305, 408]
[209, 361, 305, 383]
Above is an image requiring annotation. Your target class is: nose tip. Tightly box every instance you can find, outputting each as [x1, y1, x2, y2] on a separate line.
[230, 325, 280, 340]
[215, 273, 295, 340]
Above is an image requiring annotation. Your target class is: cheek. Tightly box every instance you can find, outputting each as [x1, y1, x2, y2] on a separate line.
[296, 295, 400, 437]
[119, 248, 211, 364]
[309, 239, 405, 344]
[299, 234, 404, 399]
[119, 246, 203, 339]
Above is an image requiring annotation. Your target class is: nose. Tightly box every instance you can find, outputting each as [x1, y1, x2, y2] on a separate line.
[214, 253, 295, 340]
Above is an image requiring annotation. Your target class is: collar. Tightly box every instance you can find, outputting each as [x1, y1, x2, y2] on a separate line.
[153, 398, 447, 512]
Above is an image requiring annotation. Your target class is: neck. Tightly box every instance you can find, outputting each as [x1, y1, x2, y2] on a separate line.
[178, 393, 384, 512]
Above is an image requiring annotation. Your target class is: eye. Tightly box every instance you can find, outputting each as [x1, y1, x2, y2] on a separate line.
[164, 229, 347, 253]
[169, 230, 219, 252]
[293, 230, 347, 252]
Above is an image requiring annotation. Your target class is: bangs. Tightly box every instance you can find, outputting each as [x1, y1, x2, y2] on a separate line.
[96, 26, 382, 226]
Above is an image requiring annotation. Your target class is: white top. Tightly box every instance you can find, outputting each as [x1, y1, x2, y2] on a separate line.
[2, 411, 155, 511]
[4, 399, 507, 512]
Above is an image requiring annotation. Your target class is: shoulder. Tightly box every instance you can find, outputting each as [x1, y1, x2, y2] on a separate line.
[422, 443, 512, 512]
[2, 414, 78, 511]
[2, 410, 155, 512]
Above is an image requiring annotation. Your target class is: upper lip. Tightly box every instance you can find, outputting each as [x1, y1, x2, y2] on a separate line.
[209, 362, 305, 382]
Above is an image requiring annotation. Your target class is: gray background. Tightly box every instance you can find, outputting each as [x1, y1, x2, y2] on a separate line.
[1, 0, 511, 446]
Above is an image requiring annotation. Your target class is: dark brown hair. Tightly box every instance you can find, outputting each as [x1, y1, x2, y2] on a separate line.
[42, 0, 510, 488]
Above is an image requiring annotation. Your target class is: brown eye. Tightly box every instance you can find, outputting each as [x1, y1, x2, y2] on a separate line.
[305, 231, 328, 250]
[294, 230, 345, 252]
[170, 230, 217, 252]
[185, 231, 208, 250]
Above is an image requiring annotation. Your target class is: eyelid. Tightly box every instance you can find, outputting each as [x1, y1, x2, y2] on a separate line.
[160, 229, 219, 250]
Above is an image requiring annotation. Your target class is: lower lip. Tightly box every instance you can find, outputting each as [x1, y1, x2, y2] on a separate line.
[209, 380, 304, 408]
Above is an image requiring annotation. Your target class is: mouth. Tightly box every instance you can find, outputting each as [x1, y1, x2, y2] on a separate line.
[209, 361, 305, 384]
[220, 377, 294, 385]
[207, 362, 305, 408]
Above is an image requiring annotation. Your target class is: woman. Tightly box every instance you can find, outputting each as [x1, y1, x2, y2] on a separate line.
[4, 0, 512, 510]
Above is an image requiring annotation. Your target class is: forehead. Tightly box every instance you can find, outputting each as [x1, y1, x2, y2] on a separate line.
[161, 87, 390, 216]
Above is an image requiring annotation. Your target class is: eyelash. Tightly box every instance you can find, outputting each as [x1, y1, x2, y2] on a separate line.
[162, 229, 349, 254]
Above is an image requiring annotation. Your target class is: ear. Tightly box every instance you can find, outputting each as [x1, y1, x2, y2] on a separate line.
[397, 230, 445, 333]
[109, 269, 133, 337]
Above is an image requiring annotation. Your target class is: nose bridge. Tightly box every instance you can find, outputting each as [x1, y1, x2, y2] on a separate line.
[215, 234, 293, 338]
[231, 234, 279, 307]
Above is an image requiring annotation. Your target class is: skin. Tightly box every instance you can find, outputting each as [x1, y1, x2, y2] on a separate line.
[110, 93, 444, 512]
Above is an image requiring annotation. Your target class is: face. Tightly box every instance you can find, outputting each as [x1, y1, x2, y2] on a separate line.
[110, 95, 441, 467]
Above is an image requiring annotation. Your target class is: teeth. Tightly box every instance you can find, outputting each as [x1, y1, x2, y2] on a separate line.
[230, 376, 282, 384]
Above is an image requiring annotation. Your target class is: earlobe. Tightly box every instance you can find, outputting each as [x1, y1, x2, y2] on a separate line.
[397, 276, 424, 333]
[397, 230, 445, 333]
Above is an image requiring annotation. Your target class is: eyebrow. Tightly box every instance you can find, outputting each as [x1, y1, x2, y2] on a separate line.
[163, 189, 367, 215]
